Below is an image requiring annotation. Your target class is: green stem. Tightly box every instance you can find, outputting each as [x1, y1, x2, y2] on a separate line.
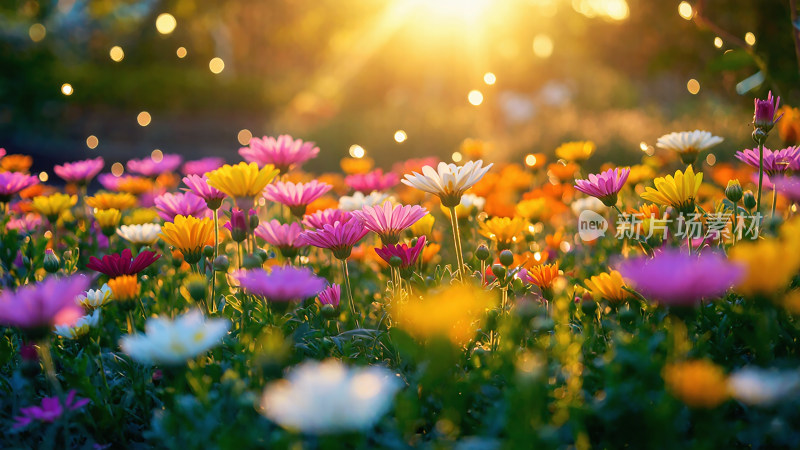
[756, 143, 764, 213]
[732, 202, 738, 246]
[772, 185, 778, 219]
[38, 340, 63, 396]
[448, 206, 466, 282]
[341, 259, 360, 328]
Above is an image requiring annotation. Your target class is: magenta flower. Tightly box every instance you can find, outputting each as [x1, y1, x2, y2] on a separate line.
[736, 147, 800, 175]
[86, 248, 161, 279]
[263, 180, 332, 217]
[14, 390, 90, 429]
[302, 208, 352, 229]
[345, 169, 399, 193]
[6, 213, 42, 235]
[255, 220, 306, 258]
[54, 157, 104, 184]
[375, 236, 426, 274]
[0, 171, 38, 202]
[318, 284, 341, 308]
[617, 248, 743, 307]
[223, 208, 254, 242]
[774, 177, 800, 202]
[574, 167, 630, 207]
[182, 174, 226, 210]
[127, 154, 182, 177]
[351, 201, 428, 245]
[154, 191, 211, 222]
[298, 217, 369, 260]
[233, 266, 326, 302]
[0, 148, 5, 158]
[0, 276, 88, 332]
[181, 157, 225, 176]
[239, 134, 320, 173]
[754, 91, 783, 131]
[97, 173, 122, 191]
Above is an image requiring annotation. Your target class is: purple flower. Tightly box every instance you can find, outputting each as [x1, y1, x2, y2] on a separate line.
[736, 147, 800, 175]
[127, 154, 182, 177]
[574, 167, 630, 207]
[774, 177, 800, 203]
[14, 390, 89, 429]
[233, 266, 326, 302]
[375, 236, 426, 270]
[298, 217, 369, 260]
[302, 208, 352, 229]
[181, 157, 225, 176]
[351, 201, 428, 245]
[754, 91, 783, 131]
[6, 213, 43, 235]
[317, 284, 341, 308]
[223, 208, 251, 242]
[345, 169, 399, 193]
[54, 157, 104, 184]
[182, 174, 226, 210]
[97, 173, 122, 191]
[154, 191, 211, 222]
[0, 276, 88, 331]
[617, 248, 743, 307]
[0, 172, 38, 202]
[254, 220, 306, 257]
[239, 134, 320, 174]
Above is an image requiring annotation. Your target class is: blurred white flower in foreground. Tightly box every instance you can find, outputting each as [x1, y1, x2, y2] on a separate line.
[55, 309, 101, 339]
[260, 359, 402, 434]
[571, 197, 606, 216]
[116, 223, 162, 246]
[728, 367, 800, 406]
[339, 191, 390, 212]
[120, 310, 229, 365]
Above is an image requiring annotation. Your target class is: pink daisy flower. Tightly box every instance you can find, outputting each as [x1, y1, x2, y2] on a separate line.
[255, 220, 307, 258]
[351, 201, 428, 245]
[345, 169, 399, 193]
[6, 213, 42, 235]
[182, 174, 226, 210]
[754, 90, 782, 131]
[127, 154, 182, 177]
[181, 157, 225, 176]
[302, 208, 352, 229]
[54, 157, 104, 184]
[298, 217, 369, 260]
[233, 266, 326, 302]
[317, 284, 341, 308]
[14, 390, 89, 429]
[239, 134, 320, 174]
[375, 236, 426, 274]
[154, 191, 212, 222]
[735, 147, 800, 175]
[0, 172, 38, 203]
[0, 276, 88, 333]
[263, 180, 332, 217]
[574, 167, 630, 207]
[97, 173, 122, 191]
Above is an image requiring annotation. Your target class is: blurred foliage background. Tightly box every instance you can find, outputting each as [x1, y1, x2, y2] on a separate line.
[0, 0, 798, 174]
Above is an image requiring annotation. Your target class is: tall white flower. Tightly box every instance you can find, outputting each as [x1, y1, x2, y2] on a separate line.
[55, 309, 101, 339]
[116, 223, 162, 246]
[728, 367, 800, 406]
[76, 284, 112, 309]
[338, 191, 390, 212]
[402, 160, 493, 207]
[260, 359, 401, 434]
[656, 130, 723, 165]
[120, 310, 229, 365]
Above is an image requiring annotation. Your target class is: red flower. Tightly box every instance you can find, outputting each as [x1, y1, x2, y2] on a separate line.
[86, 249, 160, 278]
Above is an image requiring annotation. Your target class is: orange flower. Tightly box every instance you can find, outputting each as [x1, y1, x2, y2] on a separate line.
[156, 172, 179, 190]
[524, 262, 560, 290]
[108, 275, 140, 302]
[421, 243, 441, 264]
[547, 162, 578, 182]
[305, 196, 339, 215]
[0, 154, 33, 173]
[777, 105, 800, 145]
[663, 360, 728, 408]
[340, 157, 373, 175]
[545, 230, 565, 251]
[117, 176, 154, 195]
[460, 138, 491, 159]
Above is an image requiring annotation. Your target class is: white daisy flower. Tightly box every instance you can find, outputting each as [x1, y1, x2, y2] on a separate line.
[655, 130, 723, 164]
[76, 284, 113, 309]
[120, 310, 229, 365]
[55, 309, 101, 339]
[116, 223, 162, 246]
[401, 160, 493, 207]
[260, 359, 401, 434]
[460, 194, 486, 212]
[338, 191, 390, 212]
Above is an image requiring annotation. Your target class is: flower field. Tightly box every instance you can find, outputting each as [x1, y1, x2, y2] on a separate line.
[1, 91, 800, 448]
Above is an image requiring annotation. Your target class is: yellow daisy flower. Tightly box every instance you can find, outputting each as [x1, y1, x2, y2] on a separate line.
[123, 208, 160, 225]
[409, 213, 434, 236]
[32, 193, 77, 220]
[86, 192, 137, 211]
[159, 215, 214, 264]
[729, 238, 800, 297]
[205, 162, 278, 206]
[584, 270, 630, 303]
[94, 208, 122, 235]
[108, 275, 140, 302]
[555, 141, 595, 162]
[640, 165, 703, 215]
[478, 216, 528, 250]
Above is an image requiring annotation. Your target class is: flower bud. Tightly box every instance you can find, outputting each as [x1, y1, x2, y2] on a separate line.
[43, 249, 60, 273]
[249, 210, 260, 229]
[203, 245, 215, 258]
[725, 180, 743, 203]
[320, 303, 339, 319]
[581, 300, 598, 316]
[389, 255, 403, 267]
[752, 128, 769, 145]
[171, 249, 184, 268]
[743, 190, 757, 210]
[213, 255, 230, 272]
[254, 247, 268, 263]
[242, 254, 262, 269]
[499, 250, 514, 267]
[229, 208, 248, 243]
[475, 244, 491, 261]
[185, 275, 207, 302]
[491, 264, 507, 281]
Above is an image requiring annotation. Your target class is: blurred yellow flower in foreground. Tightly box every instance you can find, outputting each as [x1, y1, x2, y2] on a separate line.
[478, 216, 528, 250]
[86, 192, 137, 210]
[160, 215, 214, 264]
[729, 238, 800, 297]
[108, 275, 140, 302]
[409, 213, 434, 236]
[124, 208, 160, 225]
[663, 360, 728, 408]
[627, 164, 656, 185]
[555, 141, 595, 162]
[206, 162, 278, 204]
[640, 165, 702, 215]
[94, 208, 122, 230]
[392, 284, 491, 345]
[32, 193, 76, 219]
[584, 270, 630, 303]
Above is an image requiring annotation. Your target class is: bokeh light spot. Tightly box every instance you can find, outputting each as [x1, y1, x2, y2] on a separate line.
[483, 72, 496, 85]
[109, 46, 125, 62]
[349, 145, 366, 158]
[532, 34, 554, 58]
[525, 154, 537, 167]
[238, 129, 253, 145]
[156, 13, 177, 35]
[86, 135, 99, 149]
[28, 23, 46, 42]
[209, 57, 225, 74]
[687, 78, 700, 95]
[468, 90, 484, 106]
[744, 32, 756, 46]
[151, 149, 164, 162]
[111, 163, 124, 177]
[394, 130, 407, 143]
[452, 151, 463, 162]
[38, 171, 48, 182]
[137, 111, 152, 127]
[678, 2, 693, 20]
[61, 83, 73, 96]
[176, 47, 187, 58]
[714, 37, 723, 48]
